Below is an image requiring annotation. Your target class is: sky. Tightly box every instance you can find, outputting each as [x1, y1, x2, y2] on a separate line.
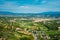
[0, 0, 60, 13]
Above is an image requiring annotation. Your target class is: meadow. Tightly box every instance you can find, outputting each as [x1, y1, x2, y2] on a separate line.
[0, 17, 60, 40]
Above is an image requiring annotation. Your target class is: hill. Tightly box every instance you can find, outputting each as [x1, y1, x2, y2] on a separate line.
[0, 11, 60, 18]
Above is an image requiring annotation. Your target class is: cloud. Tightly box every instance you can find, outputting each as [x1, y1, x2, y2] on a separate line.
[0, 1, 18, 9]
[19, 6, 29, 9]
[41, 0, 47, 4]
[0, 0, 60, 13]
[11, 6, 60, 13]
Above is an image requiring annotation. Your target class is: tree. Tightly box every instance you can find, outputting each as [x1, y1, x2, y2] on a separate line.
[20, 36, 30, 40]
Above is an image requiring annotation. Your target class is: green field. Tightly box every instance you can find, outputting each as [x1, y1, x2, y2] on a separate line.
[0, 17, 60, 40]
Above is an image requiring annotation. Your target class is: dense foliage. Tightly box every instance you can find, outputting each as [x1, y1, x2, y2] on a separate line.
[0, 17, 60, 40]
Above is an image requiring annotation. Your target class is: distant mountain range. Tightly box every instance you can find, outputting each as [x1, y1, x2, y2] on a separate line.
[0, 11, 60, 18]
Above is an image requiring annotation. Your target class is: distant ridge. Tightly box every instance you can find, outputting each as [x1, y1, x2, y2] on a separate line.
[0, 11, 60, 15]
[0, 11, 15, 15]
[0, 11, 60, 18]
